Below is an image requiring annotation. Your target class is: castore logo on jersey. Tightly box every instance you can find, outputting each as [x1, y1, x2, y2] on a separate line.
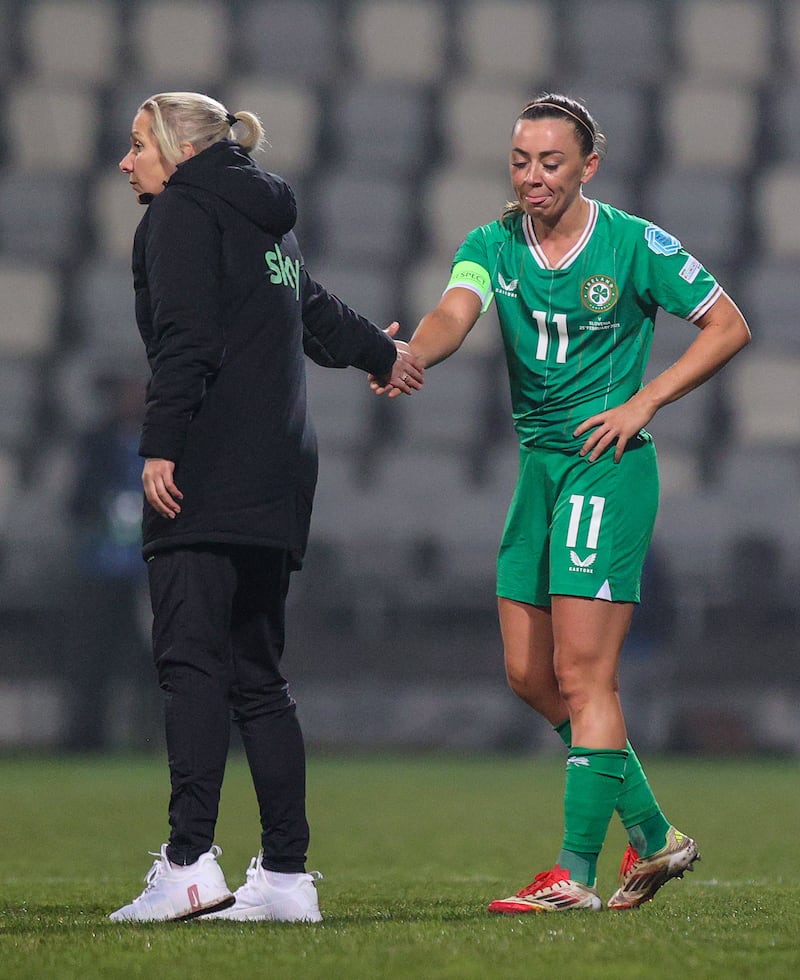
[497, 273, 519, 297]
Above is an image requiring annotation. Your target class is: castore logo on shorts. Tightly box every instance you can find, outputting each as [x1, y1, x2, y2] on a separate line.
[569, 550, 596, 572]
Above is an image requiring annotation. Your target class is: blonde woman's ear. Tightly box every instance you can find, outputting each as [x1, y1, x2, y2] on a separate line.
[179, 142, 197, 161]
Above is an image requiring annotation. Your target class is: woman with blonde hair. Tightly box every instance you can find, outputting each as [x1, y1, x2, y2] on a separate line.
[111, 91, 421, 923]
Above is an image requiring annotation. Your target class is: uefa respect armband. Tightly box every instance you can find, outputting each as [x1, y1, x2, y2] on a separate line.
[444, 260, 494, 313]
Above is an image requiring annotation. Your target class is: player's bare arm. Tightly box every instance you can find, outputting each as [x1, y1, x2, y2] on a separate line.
[370, 288, 482, 397]
[575, 292, 751, 462]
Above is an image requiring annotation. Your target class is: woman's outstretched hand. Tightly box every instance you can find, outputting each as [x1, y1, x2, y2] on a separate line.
[370, 322, 424, 396]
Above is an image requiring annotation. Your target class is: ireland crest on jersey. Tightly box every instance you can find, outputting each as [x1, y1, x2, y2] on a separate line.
[581, 274, 618, 313]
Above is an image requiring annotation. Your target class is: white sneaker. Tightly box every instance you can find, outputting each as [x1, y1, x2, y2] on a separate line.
[205, 851, 322, 922]
[109, 844, 235, 922]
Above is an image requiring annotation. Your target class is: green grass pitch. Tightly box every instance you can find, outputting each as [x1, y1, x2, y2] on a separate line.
[1, 753, 799, 979]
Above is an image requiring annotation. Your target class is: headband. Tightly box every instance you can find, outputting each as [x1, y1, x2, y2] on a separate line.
[522, 101, 594, 141]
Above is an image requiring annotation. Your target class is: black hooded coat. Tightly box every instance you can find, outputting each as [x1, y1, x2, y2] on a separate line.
[131, 140, 396, 564]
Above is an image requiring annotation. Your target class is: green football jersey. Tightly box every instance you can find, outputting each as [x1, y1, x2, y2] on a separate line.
[446, 199, 722, 451]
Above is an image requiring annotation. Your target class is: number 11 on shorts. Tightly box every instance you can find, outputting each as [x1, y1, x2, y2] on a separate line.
[566, 494, 606, 551]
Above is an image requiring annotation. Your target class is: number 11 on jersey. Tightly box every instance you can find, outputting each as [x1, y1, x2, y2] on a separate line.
[533, 311, 569, 363]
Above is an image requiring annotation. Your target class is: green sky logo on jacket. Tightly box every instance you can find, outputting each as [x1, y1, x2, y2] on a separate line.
[264, 245, 301, 300]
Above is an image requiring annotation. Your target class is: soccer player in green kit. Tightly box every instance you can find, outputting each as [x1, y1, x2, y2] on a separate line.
[373, 93, 751, 911]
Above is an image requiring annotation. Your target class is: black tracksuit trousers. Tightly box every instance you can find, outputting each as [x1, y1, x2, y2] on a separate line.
[147, 545, 309, 872]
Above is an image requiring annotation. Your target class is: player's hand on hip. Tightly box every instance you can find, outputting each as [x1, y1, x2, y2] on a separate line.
[574, 398, 655, 463]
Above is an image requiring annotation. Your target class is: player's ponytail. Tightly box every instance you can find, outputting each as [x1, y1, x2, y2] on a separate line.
[140, 92, 266, 165]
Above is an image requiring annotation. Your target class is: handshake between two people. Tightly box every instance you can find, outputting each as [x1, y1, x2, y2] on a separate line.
[371, 322, 424, 397]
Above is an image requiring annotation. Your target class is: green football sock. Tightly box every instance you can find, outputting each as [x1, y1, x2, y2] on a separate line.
[555, 719, 671, 857]
[557, 746, 628, 886]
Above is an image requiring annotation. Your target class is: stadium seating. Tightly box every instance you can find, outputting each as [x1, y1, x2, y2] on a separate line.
[643, 362, 717, 453]
[728, 352, 800, 446]
[305, 355, 384, 459]
[784, 1, 800, 74]
[396, 352, 500, 456]
[309, 258, 400, 332]
[586, 171, 642, 217]
[4, 81, 99, 174]
[661, 78, 759, 172]
[0, 171, 85, 264]
[23, 0, 121, 85]
[641, 168, 743, 267]
[457, 1, 556, 85]
[740, 258, 798, 352]
[314, 172, 417, 264]
[348, 0, 448, 82]
[0, 358, 44, 451]
[561, 0, 669, 85]
[0, 447, 19, 523]
[556, 81, 654, 181]
[223, 78, 321, 182]
[757, 164, 800, 256]
[441, 81, 533, 173]
[674, 0, 773, 83]
[717, 443, 800, 508]
[0, 261, 60, 358]
[0, 0, 798, 749]
[90, 171, 148, 262]
[769, 81, 800, 166]
[0, 1, 13, 86]
[129, 0, 231, 88]
[237, 0, 341, 84]
[331, 79, 437, 179]
[650, 309, 712, 363]
[50, 346, 148, 438]
[67, 255, 136, 335]
[422, 166, 510, 258]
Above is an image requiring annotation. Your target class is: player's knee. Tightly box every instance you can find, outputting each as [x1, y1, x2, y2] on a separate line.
[553, 658, 589, 708]
[555, 654, 619, 711]
[505, 664, 533, 704]
[505, 664, 552, 715]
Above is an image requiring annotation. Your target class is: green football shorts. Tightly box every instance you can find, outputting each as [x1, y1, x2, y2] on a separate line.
[496, 435, 659, 605]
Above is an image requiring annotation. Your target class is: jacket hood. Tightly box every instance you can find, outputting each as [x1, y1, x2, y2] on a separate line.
[163, 140, 297, 237]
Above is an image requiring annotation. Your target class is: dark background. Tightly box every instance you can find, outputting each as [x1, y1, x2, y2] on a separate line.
[0, 0, 797, 755]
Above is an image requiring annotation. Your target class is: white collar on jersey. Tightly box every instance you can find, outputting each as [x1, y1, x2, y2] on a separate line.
[523, 198, 598, 271]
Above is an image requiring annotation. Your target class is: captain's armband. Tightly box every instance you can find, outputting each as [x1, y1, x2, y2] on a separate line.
[444, 260, 494, 314]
